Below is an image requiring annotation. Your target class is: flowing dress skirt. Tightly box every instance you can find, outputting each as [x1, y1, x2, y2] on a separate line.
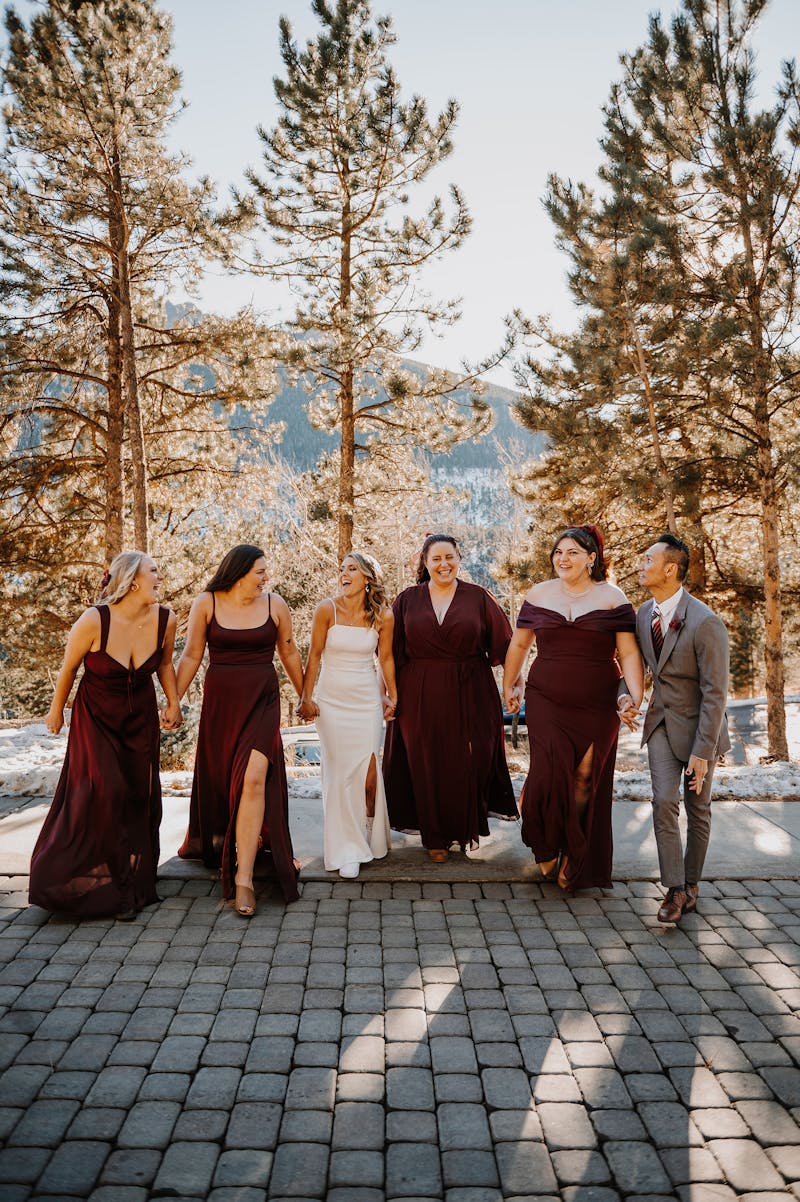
[384, 581, 518, 850]
[315, 623, 390, 871]
[518, 602, 636, 889]
[29, 605, 167, 916]
[178, 609, 299, 903]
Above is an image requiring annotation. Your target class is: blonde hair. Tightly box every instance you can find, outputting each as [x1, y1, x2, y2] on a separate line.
[100, 551, 149, 605]
[346, 551, 389, 629]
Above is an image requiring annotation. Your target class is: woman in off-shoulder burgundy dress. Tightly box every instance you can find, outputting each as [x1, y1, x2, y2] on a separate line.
[30, 552, 181, 917]
[503, 527, 643, 891]
[177, 546, 305, 911]
[384, 534, 518, 857]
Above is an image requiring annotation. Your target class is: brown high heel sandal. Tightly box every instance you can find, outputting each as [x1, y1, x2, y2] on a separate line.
[234, 884, 256, 918]
[557, 856, 571, 891]
[536, 855, 560, 882]
[428, 849, 449, 863]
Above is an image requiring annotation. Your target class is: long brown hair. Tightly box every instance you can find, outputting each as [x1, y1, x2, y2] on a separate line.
[345, 551, 389, 629]
[206, 545, 266, 593]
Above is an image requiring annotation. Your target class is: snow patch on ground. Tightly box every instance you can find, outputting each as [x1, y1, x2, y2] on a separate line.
[1, 720, 799, 802]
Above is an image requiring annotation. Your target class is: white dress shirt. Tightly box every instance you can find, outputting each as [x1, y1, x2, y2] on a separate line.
[652, 587, 684, 636]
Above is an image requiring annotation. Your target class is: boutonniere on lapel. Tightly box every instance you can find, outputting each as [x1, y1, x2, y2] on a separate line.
[668, 616, 683, 633]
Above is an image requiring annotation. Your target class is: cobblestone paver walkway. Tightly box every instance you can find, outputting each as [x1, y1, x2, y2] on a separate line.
[1, 876, 800, 1201]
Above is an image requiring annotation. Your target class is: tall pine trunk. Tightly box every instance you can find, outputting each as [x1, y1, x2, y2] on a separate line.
[735, 171, 788, 759]
[338, 192, 354, 561]
[110, 149, 149, 552]
[119, 255, 148, 552]
[105, 287, 125, 561]
[756, 404, 788, 759]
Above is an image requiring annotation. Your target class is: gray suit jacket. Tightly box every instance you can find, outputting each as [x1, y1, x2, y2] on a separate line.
[637, 592, 731, 762]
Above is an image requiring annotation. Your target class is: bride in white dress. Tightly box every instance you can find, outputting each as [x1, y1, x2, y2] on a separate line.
[299, 552, 397, 878]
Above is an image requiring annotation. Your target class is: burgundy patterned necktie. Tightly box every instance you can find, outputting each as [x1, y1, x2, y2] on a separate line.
[651, 606, 664, 658]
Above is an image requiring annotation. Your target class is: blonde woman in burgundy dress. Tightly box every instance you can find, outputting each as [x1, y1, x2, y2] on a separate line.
[30, 551, 181, 918]
[300, 552, 396, 878]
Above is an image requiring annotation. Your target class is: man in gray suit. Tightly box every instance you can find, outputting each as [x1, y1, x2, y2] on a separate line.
[620, 534, 730, 923]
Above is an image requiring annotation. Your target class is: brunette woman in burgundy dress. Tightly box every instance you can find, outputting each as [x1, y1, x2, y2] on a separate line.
[383, 534, 519, 861]
[30, 552, 181, 918]
[503, 526, 643, 891]
[177, 545, 304, 912]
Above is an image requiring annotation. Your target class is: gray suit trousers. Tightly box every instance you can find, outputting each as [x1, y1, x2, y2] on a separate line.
[647, 723, 715, 887]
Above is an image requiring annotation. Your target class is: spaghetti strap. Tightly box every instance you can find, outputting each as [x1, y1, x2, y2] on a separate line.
[329, 598, 337, 625]
[267, 592, 271, 621]
[157, 606, 169, 650]
[95, 604, 110, 652]
[211, 592, 216, 615]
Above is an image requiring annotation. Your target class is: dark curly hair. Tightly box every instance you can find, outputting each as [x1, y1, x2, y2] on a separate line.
[550, 526, 606, 581]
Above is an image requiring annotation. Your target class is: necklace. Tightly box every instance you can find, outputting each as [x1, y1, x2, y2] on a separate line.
[560, 580, 594, 598]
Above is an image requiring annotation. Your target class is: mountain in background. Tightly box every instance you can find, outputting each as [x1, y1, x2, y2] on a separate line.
[255, 367, 545, 473]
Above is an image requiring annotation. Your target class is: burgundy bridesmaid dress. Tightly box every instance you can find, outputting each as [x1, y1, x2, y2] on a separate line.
[383, 580, 518, 851]
[29, 604, 167, 916]
[178, 594, 299, 903]
[517, 601, 636, 889]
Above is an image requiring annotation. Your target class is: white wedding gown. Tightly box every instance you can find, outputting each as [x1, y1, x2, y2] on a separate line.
[315, 607, 391, 871]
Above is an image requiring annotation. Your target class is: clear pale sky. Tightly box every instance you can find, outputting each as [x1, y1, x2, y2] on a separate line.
[12, 1, 800, 384]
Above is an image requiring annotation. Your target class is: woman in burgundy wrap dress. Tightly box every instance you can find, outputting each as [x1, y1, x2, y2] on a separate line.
[503, 526, 643, 891]
[177, 545, 304, 912]
[383, 534, 518, 860]
[30, 552, 181, 918]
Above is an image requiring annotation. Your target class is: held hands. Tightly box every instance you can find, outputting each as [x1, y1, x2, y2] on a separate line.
[504, 682, 523, 714]
[160, 702, 183, 731]
[298, 697, 320, 723]
[617, 694, 640, 732]
[382, 694, 397, 722]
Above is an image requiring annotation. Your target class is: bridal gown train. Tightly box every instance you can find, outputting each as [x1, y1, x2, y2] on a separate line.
[315, 609, 390, 872]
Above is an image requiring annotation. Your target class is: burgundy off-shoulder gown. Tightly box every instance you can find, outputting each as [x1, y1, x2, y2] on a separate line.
[178, 595, 299, 903]
[517, 601, 636, 889]
[383, 580, 518, 850]
[29, 604, 167, 916]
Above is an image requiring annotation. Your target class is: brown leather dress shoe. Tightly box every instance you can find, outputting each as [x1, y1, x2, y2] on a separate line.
[683, 883, 699, 913]
[657, 887, 687, 924]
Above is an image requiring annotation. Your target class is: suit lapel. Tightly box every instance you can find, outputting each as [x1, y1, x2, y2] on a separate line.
[639, 599, 658, 673]
[656, 591, 690, 671]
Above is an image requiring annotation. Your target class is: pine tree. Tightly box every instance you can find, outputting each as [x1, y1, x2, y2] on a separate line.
[237, 0, 509, 560]
[0, 0, 271, 560]
[514, 0, 800, 758]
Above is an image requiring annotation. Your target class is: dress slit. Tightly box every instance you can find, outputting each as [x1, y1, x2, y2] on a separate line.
[518, 602, 636, 890]
[179, 598, 299, 903]
[315, 619, 391, 873]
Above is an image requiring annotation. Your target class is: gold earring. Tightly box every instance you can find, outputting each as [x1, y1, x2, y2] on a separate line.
[131, 582, 139, 591]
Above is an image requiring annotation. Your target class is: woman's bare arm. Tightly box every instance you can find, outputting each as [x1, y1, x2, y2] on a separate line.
[46, 609, 101, 734]
[175, 593, 212, 699]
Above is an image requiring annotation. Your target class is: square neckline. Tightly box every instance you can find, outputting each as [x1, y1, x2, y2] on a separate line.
[211, 591, 274, 632]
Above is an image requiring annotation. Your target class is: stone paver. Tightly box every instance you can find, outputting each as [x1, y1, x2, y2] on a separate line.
[0, 876, 799, 1199]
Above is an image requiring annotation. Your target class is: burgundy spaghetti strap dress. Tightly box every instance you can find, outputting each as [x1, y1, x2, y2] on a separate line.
[517, 601, 636, 889]
[178, 594, 299, 903]
[29, 604, 167, 916]
[383, 580, 518, 850]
